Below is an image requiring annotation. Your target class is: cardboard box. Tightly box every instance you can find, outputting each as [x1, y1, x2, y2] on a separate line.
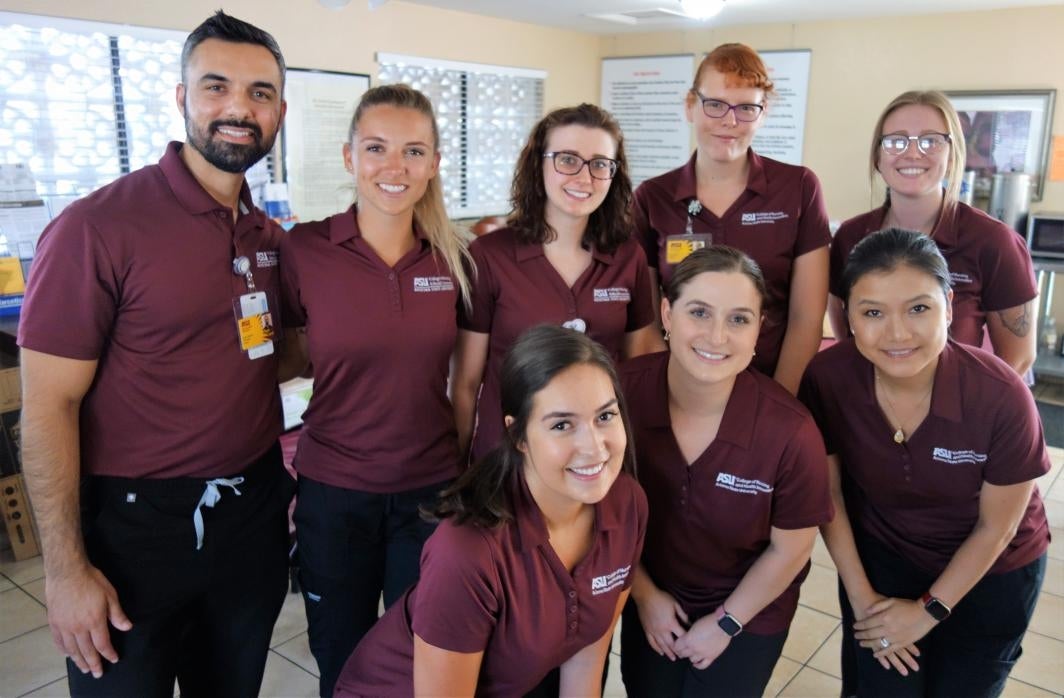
[0, 368, 20, 477]
[0, 474, 40, 560]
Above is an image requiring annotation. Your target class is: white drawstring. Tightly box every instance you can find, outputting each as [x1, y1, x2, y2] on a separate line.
[192, 477, 245, 550]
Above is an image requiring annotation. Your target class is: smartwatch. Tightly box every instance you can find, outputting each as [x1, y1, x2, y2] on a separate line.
[715, 607, 743, 638]
[921, 593, 952, 622]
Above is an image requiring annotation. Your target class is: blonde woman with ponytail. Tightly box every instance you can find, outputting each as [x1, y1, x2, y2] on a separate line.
[279, 83, 472, 698]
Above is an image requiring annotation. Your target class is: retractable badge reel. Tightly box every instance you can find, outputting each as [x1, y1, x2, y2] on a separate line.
[665, 199, 712, 265]
[231, 255, 275, 360]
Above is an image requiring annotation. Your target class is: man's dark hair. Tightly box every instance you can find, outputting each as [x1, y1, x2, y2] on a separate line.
[181, 10, 286, 85]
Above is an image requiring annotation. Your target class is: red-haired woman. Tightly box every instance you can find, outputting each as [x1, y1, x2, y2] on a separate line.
[633, 43, 830, 394]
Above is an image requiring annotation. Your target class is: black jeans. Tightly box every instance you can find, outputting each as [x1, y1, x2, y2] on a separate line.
[620, 600, 787, 697]
[838, 529, 1046, 698]
[294, 475, 446, 698]
[69, 443, 295, 698]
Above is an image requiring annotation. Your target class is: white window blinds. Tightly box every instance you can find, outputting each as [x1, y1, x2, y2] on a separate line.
[377, 53, 545, 219]
[0, 12, 273, 210]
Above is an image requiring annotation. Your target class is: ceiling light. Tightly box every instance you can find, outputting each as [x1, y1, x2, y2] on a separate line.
[679, 0, 725, 20]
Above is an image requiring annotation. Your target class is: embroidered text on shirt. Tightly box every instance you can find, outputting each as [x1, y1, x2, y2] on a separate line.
[715, 472, 774, 495]
[932, 447, 988, 465]
[413, 276, 455, 293]
[591, 565, 631, 595]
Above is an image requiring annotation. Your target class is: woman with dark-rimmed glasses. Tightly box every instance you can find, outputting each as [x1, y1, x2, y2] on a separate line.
[827, 90, 1038, 376]
[452, 103, 664, 466]
[632, 42, 831, 395]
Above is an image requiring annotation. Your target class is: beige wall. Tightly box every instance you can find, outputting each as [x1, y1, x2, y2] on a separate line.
[0, 0, 600, 112]
[598, 5, 1064, 223]
[4, 1, 1063, 320]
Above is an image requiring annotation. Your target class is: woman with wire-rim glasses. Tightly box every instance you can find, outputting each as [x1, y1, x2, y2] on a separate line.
[632, 42, 831, 395]
[827, 90, 1037, 377]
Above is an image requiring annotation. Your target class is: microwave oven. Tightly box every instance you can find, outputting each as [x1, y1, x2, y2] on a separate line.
[1026, 212, 1064, 259]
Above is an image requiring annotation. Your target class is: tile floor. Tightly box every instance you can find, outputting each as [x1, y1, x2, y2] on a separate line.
[2, 447, 1062, 697]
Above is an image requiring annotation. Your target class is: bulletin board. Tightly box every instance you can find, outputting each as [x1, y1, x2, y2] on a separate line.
[281, 68, 371, 222]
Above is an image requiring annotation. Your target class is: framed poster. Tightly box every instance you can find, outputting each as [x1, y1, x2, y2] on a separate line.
[947, 89, 1056, 201]
[601, 54, 695, 187]
[282, 68, 371, 221]
[750, 50, 812, 166]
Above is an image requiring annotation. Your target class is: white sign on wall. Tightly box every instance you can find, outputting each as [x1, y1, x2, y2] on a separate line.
[601, 55, 695, 187]
[751, 50, 812, 165]
[282, 69, 371, 222]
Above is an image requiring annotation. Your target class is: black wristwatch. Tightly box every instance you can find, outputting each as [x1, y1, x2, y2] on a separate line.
[716, 608, 743, 637]
[921, 593, 952, 622]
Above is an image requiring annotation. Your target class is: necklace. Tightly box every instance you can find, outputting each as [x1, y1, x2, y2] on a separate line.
[875, 371, 934, 444]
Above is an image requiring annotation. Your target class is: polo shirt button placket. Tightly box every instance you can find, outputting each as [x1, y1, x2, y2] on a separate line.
[388, 272, 401, 312]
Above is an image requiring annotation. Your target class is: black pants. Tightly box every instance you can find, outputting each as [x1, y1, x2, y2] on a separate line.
[294, 476, 445, 698]
[838, 530, 1046, 698]
[69, 443, 295, 698]
[620, 600, 787, 697]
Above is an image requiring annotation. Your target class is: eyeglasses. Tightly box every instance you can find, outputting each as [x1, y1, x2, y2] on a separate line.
[694, 91, 765, 122]
[543, 152, 619, 180]
[879, 132, 951, 156]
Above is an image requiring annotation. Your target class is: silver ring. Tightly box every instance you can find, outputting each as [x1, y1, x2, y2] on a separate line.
[879, 637, 890, 649]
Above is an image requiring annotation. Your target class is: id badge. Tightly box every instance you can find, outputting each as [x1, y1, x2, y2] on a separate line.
[233, 291, 276, 360]
[665, 233, 712, 265]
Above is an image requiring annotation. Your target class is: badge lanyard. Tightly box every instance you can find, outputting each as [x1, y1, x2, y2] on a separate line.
[231, 254, 275, 360]
[665, 199, 712, 266]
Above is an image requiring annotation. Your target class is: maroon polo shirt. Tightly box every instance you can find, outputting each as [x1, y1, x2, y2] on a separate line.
[632, 151, 831, 376]
[799, 340, 1050, 577]
[459, 227, 656, 460]
[18, 142, 282, 479]
[829, 202, 1038, 347]
[334, 472, 648, 697]
[280, 207, 460, 493]
[620, 352, 832, 634]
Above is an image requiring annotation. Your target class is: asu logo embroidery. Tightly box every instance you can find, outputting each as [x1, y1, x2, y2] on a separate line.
[740, 211, 788, 225]
[592, 287, 631, 303]
[412, 276, 455, 293]
[591, 565, 631, 595]
[932, 447, 987, 465]
[256, 250, 279, 268]
[714, 472, 773, 495]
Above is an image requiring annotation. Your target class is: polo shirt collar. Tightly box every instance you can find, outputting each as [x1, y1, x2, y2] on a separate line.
[159, 141, 259, 224]
[514, 237, 615, 265]
[511, 470, 624, 555]
[714, 370, 758, 449]
[876, 199, 958, 247]
[854, 338, 963, 423]
[642, 356, 757, 449]
[928, 341, 964, 423]
[671, 149, 767, 204]
[328, 205, 430, 247]
[929, 202, 959, 247]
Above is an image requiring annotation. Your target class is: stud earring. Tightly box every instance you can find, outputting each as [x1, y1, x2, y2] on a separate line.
[664, 330, 670, 342]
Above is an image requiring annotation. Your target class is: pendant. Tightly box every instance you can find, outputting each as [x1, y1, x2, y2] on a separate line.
[893, 428, 905, 444]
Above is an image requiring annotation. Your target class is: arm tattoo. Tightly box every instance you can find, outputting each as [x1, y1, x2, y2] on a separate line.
[996, 301, 1032, 337]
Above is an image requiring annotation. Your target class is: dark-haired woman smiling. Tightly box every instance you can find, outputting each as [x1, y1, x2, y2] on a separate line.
[620, 246, 832, 697]
[801, 228, 1050, 697]
[335, 326, 647, 697]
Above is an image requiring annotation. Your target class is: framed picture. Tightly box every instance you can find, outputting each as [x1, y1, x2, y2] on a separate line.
[946, 89, 1056, 201]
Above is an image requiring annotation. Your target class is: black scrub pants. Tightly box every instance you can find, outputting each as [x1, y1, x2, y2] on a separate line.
[294, 475, 446, 698]
[620, 600, 787, 698]
[69, 443, 295, 698]
[838, 528, 1046, 698]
